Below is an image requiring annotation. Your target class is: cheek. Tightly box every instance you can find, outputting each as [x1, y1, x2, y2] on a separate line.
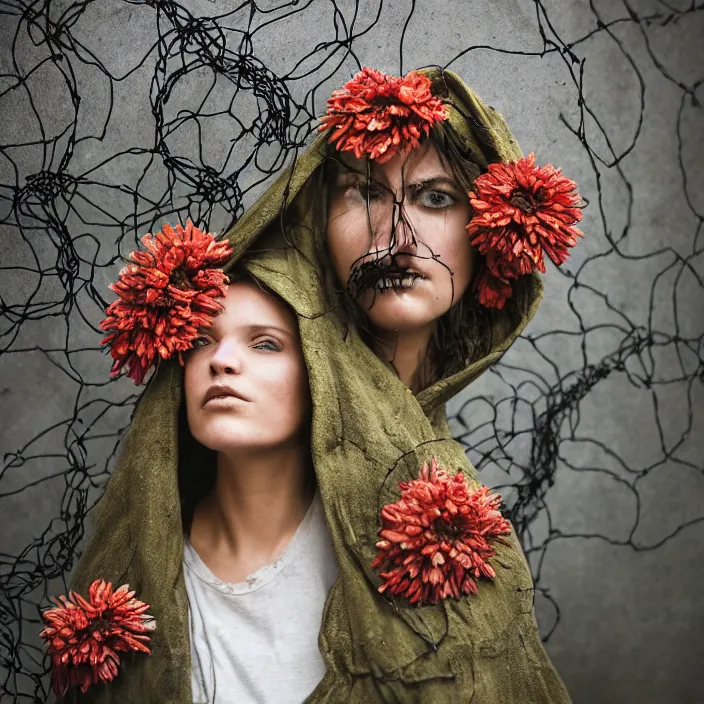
[273, 362, 310, 425]
[421, 210, 475, 291]
[327, 200, 369, 285]
[444, 234, 475, 289]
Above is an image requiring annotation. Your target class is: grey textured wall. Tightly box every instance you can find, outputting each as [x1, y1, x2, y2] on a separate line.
[1, 1, 702, 702]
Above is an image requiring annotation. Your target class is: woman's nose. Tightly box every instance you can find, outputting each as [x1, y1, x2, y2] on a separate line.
[373, 200, 416, 256]
[209, 339, 243, 376]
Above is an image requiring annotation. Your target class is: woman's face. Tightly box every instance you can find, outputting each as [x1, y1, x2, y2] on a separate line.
[326, 141, 476, 333]
[184, 281, 310, 454]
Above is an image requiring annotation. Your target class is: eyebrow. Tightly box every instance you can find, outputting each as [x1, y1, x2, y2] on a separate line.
[338, 169, 461, 192]
[408, 176, 461, 191]
[245, 323, 295, 337]
[198, 323, 296, 338]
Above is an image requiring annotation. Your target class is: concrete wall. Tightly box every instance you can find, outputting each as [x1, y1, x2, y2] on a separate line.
[1, 1, 702, 701]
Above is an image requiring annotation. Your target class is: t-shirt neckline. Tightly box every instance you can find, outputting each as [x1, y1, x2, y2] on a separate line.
[183, 488, 320, 595]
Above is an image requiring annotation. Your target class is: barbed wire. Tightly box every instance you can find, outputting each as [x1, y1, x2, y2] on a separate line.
[0, 0, 702, 700]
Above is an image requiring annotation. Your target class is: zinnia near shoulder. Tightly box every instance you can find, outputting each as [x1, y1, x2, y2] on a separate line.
[40, 579, 155, 696]
[372, 458, 512, 605]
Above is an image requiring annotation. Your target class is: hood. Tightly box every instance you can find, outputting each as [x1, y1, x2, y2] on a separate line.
[227, 66, 543, 415]
[62, 68, 565, 704]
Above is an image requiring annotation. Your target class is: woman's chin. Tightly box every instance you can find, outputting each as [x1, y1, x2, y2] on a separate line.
[362, 290, 447, 333]
[193, 416, 305, 453]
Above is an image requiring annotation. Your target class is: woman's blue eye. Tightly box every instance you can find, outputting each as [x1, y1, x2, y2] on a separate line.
[254, 340, 281, 352]
[419, 190, 455, 208]
[191, 336, 211, 349]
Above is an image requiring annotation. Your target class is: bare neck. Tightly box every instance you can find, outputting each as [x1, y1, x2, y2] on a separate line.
[189, 443, 316, 581]
[374, 324, 435, 394]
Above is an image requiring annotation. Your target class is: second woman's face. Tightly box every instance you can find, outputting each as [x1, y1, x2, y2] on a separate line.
[326, 142, 476, 333]
[183, 281, 310, 454]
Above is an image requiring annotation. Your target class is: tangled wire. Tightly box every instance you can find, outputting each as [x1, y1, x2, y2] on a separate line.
[0, 0, 702, 700]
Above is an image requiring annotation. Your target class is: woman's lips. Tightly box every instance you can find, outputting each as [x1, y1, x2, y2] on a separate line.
[372, 272, 422, 291]
[350, 260, 428, 297]
[203, 384, 250, 406]
[203, 395, 247, 408]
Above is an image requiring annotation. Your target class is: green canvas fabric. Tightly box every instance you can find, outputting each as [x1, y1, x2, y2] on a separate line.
[60, 68, 572, 703]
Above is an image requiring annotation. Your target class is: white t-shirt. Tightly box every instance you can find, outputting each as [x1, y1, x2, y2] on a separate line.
[183, 489, 339, 704]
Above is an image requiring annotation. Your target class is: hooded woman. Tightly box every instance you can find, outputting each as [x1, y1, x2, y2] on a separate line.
[47, 66, 580, 703]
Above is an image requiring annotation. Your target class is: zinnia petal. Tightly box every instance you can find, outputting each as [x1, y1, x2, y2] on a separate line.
[319, 67, 448, 163]
[40, 579, 155, 696]
[372, 458, 512, 605]
[467, 153, 584, 308]
[100, 220, 233, 384]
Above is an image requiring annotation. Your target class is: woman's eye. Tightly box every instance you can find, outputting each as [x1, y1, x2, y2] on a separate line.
[419, 190, 456, 208]
[355, 182, 382, 200]
[190, 336, 211, 349]
[253, 339, 281, 352]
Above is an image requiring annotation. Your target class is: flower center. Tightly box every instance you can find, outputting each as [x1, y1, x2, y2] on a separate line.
[510, 186, 547, 213]
[170, 265, 190, 290]
[151, 264, 195, 307]
[509, 191, 534, 213]
[372, 95, 403, 107]
[77, 615, 114, 641]
[436, 518, 462, 540]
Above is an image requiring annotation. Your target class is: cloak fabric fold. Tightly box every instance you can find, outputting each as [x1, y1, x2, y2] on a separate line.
[62, 68, 572, 703]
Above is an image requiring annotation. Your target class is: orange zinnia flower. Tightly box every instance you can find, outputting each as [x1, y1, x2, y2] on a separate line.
[40, 580, 155, 696]
[471, 260, 514, 310]
[467, 153, 583, 307]
[320, 67, 448, 163]
[371, 458, 512, 605]
[100, 220, 233, 384]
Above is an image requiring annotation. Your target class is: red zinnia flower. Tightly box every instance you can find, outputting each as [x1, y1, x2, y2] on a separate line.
[319, 67, 448, 163]
[100, 220, 233, 384]
[467, 153, 583, 307]
[371, 458, 512, 605]
[471, 260, 514, 310]
[40, 580, 155, 696]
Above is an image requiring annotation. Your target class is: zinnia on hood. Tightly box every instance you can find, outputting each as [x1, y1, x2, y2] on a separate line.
[467, 152, 584, 309]
[371, 458, 512, 605]
[319, 66, 448, 163]
[40, 579, 155, 696]
[100, 220, 233, 384]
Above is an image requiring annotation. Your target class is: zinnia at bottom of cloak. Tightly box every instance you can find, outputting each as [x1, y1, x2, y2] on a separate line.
[40, 580, 155, 696]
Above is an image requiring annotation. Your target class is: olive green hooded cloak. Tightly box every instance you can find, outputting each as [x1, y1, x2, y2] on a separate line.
[60, 68, 572, 703]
